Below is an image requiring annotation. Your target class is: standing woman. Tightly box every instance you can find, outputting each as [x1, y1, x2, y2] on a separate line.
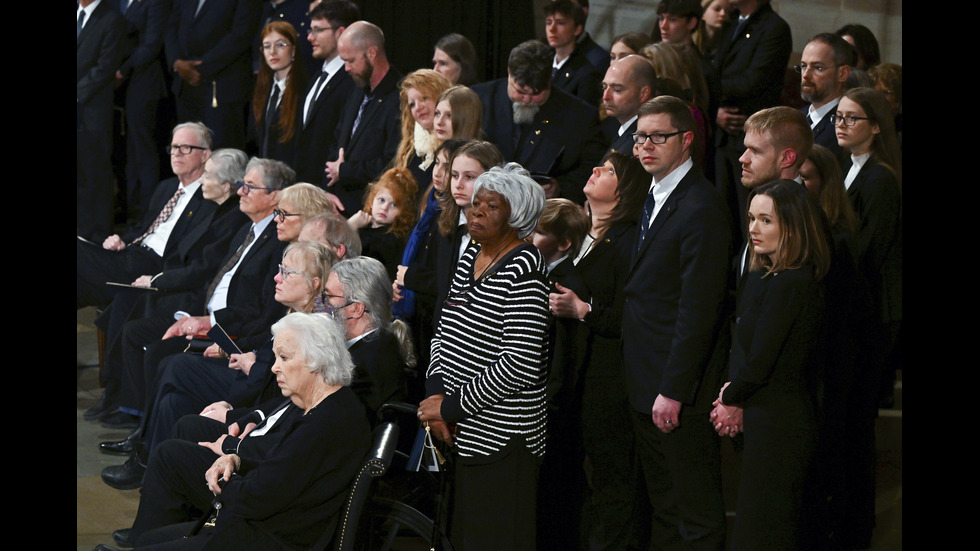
[252, 21, 308, 168]
[432, 33, 480, 86]
[393, 69, 453, 204]
[548, 151, 650, 550]
[419, 163, 548, 551]
[694, 0, 730, 57]
[711, 179, 832, 550]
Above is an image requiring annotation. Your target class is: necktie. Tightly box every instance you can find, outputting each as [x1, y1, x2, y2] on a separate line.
[120, 0, 130, 14]
[350, 93, 371, 137]
[77, 9, 86, 38]
[730, 17, 748, 43]
[205, 226, 256, 305]
[262, 84, 280, 157]
[305, 70, 328, 125]
[637, 190, 656, 251]
[806, 112, 815, 128]
[129, 187, 185, 246]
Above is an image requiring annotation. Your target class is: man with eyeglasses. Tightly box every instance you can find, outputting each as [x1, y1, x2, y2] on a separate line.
[799, 33, 855, 168]
[165, 0, 262, 150]
[622, 96, 731, 551]
[77, 122, 216, 311]
[99, 158, 292, 488]
[473, 39, 606, 203]
[324, 20, 402, 215]
[295, 1, 358, 187]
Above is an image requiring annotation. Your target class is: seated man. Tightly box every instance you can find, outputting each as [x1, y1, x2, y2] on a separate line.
[77, 122, 215, 310]
[473, 40, 607, 204]
[298, 212, 363, 259]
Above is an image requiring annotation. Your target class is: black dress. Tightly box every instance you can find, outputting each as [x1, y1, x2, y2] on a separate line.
[723, 267, 827, 551]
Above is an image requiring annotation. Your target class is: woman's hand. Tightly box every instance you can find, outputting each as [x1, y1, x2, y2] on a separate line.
[200, 401, 232, 422]
[549, 283, 589, 319]
[203, 343, 224, 358]
[228, 352, 257, 375]
[709, 401, 743, 437]
[205, 453, 240, 495]
[418, 395, 453, 444]
[395, 265, 408, 287]
[347, 210, 372, 230]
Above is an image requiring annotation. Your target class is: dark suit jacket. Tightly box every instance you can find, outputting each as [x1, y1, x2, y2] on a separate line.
[151, 194, 250, 292]
[802, 101, 847, 168]
[551, 46, 602, 106]
[122, 177, 213, 258]
[164, 0, 261, 104]
[473, 78, 607, 204]
[348, 330, 408, 422]
[713, 3, 792, 117]
[295, 67, 355, 185]
[118, 0, 169, 101]
[330, 67, 403, 214]
[845, 158, 901, 323]
[578, 33, 610, 76]
[77, 1, 125, 129]
[605, 118, 638, 157]
[621, 167, 732, 414]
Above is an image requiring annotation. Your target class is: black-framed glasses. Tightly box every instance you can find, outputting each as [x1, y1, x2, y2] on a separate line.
[308, 25, 335, 36]
[274, 209, 301, 222]
[632, 131, 683, 145]
[236, 181, 271, 195]
[829, 113, 874, 127]
[261, 40, 290, 52]
[793, 63, 837, 75]
[166, 144, 208, 155]
[278, 263, 302, 280]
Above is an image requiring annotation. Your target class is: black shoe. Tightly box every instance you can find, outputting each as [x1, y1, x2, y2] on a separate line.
[100, 429, 142, 456]
[102, 455, 146, 490]
[100, 410, 140, 430]
[112, 527, 134, 547]
[84, 393, 116, 421]
[92, 545, 122, 551]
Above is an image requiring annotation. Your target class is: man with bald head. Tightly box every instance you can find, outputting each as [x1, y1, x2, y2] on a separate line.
[601, 55, 657, 155]
[323, 20, 402, 214]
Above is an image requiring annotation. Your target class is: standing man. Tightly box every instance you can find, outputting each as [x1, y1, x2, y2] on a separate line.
[116, 0, 170, 223]
[473, 40, 606, 203]
[77, 0, 125, 241]
[165, 0, 262, 149]
[601, 55, 657, 155]
[799, 33, 854, 167]
[324, 20, 401, 215]
[295, 0, 358, 186]
[544, 0, 601, 106]
[622, 96, 731, 551]
[713, 0, 791, 244]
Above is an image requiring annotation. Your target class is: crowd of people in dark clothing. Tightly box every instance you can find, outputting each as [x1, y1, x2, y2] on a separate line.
[78, 0, 901, 549]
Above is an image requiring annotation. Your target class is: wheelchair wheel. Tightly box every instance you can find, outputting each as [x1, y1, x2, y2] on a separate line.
[356, 496, 453, 551]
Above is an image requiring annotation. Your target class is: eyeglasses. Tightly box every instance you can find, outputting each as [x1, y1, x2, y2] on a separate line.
[167, 144, 208, 156]
[308, 25, 334, 36]
[278, 263, 302, 280]
[261, 40, 290, 52]
[236, 181, 272, 195]
[829, 113, 874, 127]
[632, 131, 683, 145]
[794, 63, 837, 75]
[318, 292, 357, 319]
[274, 209, 301, 222]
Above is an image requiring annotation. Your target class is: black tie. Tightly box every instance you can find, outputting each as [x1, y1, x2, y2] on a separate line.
[637, 190, 656, 251]
[730, 17, 748, 43]
[262, 85, 280, 156]
[120, 0, 129, 14]
[77, 9, 86, 38]
[305, 70, 328, 125]
[205, 227, 256, 305]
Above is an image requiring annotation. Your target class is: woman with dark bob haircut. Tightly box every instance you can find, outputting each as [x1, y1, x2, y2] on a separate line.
[418, 162, 548, 550]
[711, 179, 831, 550]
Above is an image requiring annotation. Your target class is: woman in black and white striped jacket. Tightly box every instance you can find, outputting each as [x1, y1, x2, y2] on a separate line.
[418, 162, 548, 551]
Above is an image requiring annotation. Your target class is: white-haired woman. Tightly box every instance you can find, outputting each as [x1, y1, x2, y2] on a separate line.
[418, 162, 548, 551]
[116, 312, 371, 551]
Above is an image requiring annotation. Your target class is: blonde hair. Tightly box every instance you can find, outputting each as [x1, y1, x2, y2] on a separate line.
[394, 70, 452, 170]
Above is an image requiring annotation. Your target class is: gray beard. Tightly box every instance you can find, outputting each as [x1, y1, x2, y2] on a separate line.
[512, 101, 540, 125]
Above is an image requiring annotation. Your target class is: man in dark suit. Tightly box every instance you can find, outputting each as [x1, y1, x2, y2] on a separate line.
[799, 33, 854, 168]
[622, 96, 731, 551]
[713, 0, 791, 242]
[600, 54, 656, 156]
[324, 20, 402, 215]
[294, 0, 358, 186]
[116, 0, 170, 223]
[544, 0, 601, 106]
[77, 122, 214, 310]
[165, 0, 262, 149]
[473, 40, 606, 204]
[77, 0, 125, 241]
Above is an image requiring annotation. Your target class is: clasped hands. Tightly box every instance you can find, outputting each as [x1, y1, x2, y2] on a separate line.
[709, 381, 743, 437]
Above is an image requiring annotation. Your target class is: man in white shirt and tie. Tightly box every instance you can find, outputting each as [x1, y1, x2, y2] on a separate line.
[798, 32, 854, 168]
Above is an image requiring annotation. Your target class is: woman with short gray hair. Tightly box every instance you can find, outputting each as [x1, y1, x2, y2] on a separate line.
[418, 161, 549, 549]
